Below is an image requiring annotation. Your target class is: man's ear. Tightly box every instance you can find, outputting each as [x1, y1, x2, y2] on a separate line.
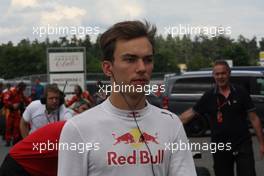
[102, 60, 113, 77]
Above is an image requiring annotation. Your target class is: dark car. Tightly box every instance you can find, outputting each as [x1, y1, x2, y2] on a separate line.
[200, 66, 264, 73]
[162, 70, 264, 136]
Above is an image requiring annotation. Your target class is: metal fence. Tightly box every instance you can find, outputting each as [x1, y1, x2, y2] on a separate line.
[2, 72, 171, 96]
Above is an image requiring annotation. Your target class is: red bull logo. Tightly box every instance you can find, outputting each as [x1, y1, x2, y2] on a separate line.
[108, 129, 163, 165]
[108, 150, 164, 165]
[139, 132, 159, 144]
[112, 133, 135, 145]
[112, 128, 159, 148]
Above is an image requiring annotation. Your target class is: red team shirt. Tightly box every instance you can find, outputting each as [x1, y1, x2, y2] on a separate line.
[9, 121, 66, 176]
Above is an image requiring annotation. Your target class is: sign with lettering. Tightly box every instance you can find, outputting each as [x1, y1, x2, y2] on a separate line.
[49, 52, 84, 72]
[50, 73, 85, 93]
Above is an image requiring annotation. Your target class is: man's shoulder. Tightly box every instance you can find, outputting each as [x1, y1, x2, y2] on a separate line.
[59, 105, 74, 118]
[147, 105, 185, 138]
[23, 100, 45, 119]
[62, 105, 105, 135]
[148, 104, 182, 125]
[196, 87, 215, 100]
[29, 100, 42, 106]
[68, 104, 103, 123]
[27, 100, 44, 109]
[231, 84, 248, 94]
[60, 104, 72, 112]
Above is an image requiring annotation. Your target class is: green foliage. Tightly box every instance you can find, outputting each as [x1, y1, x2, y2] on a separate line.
[0, 34, 263, 79]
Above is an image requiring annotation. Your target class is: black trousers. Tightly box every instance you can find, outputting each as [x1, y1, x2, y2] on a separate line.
[0, 154, 30, 176]
[0, 115, 5, 138]
[213, 140, 256, 176]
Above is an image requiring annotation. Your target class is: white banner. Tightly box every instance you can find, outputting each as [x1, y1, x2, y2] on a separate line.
[49, 52, 84, 72]
[49, 73, 85, 93]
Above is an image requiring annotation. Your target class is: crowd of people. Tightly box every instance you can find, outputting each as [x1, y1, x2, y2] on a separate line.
[0, 80, 107, 147]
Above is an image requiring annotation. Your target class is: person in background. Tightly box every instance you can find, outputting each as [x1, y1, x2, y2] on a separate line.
[0, 82, 4, 140]
[180, 60, 264, 176]
[2, 83, 11, 94]
[31, 78, 44, 101]
[93, 80, 107, 105]
[66, 84, 94, 112]
[1, 83, 11, 141]
[20, 84, 73, 138]
[3, 82, 30, 146]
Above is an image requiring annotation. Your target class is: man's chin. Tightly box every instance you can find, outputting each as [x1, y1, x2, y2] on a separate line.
[49, 106, 59, 111]
[122, 91, 146, 97]
[218, 82, 229, 87]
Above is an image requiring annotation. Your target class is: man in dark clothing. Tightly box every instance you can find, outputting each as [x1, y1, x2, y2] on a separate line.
[31, 78, 44, 101]
[180, 60, 264, 176]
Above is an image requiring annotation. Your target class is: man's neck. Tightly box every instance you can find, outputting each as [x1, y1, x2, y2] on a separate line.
[76, 94, 82, 99]
[109, 92, 146, 110]
[46, 107, 58, 114]
[218, 84, 230, 98]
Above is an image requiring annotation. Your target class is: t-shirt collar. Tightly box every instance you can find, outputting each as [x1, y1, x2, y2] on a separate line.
[213, 84, 236, 95]
[102, 97, 151, 120]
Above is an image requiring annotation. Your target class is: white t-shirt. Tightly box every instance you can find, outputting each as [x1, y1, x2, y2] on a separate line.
[23, 100, 74, 133]
[58, 98, 196, 176]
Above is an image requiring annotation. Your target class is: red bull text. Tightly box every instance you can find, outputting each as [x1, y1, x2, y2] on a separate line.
[107, 150, 164, 165]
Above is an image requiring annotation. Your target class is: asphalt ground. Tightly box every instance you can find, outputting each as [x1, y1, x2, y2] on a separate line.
[190, 136, 264, 176]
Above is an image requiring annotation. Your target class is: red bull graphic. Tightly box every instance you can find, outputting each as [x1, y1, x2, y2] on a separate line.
[112, 133, 135, 145]
[108, 129, 164, 166]
[108, 149, 164, 165]
[112, 128, 159, 147]
[139, 132, 159, 144]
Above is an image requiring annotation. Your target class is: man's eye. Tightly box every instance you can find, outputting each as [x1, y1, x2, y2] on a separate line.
[124, 57, 136, 62]
[144, 56, 153, 63]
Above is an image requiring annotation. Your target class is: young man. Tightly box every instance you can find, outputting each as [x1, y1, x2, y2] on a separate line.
[58, 21, 196, 176]
[180, 60, 264, 176]
[20, 84, 73, 138]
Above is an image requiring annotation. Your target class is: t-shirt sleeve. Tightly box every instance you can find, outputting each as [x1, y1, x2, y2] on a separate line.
[168, 122, 197, 176]
[63, 109, 74, 120]
[23, 103, 33, 122]
[60, 105, 74, 120]
[58, 121, 88, 176]
[192, 92, 209, 115]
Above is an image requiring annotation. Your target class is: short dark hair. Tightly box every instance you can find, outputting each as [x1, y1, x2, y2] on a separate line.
[74, 84, 83, 94]
[213, 60, 231, 73]
[100, 20, 157, 62]
[44, 84, 61, 98]
[17, 82, 26, 89]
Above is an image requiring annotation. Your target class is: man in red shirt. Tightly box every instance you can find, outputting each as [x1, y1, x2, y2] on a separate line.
[3, 82, 30, 146]
[66, 84, 94, 113]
